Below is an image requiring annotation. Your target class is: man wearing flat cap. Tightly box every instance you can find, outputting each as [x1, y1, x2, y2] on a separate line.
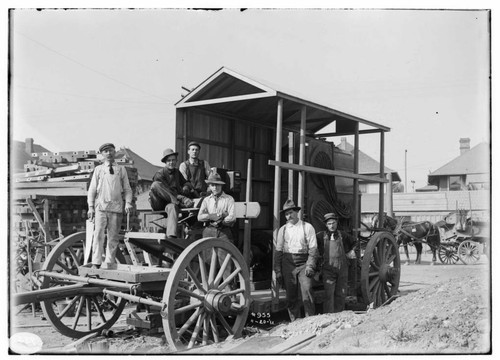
[197, 173, 236, 279]
[149, 148, 194, 238]
[88, 143, 133, 268]
[316, 212, 357, 313]
[274, 199, 319, 321]
[179, 141, 212, 198]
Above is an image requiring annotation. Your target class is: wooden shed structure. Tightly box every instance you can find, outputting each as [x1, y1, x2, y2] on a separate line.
[175, 67, 391, 242]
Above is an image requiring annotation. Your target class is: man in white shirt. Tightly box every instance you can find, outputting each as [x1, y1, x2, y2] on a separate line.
[274, 199, 319, 321]
[87, 143, 133, 268]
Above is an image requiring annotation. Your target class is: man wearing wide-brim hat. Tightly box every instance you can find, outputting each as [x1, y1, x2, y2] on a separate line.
[197, 172, 236, 279]
[87, 143, 133, 268]
[179, 141, 212, 198]
[274, 199, 319, 321]
[149, 148, 194, 238]
[316, 212, 356, 313]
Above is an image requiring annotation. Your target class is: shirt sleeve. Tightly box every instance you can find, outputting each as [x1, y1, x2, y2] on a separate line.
[152, 169, 163, 183]
[222, 195, 236, 226]
[87, 166, 99, 208]
[178, 162, 188, 181]
[197, 197, 210, 222]
[121, 167, 133, 204]
[305, 223, 318, 249]
[275, 226, 285, 251]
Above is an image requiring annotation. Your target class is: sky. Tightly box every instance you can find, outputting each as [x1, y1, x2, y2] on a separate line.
[7, 3, 492, 191]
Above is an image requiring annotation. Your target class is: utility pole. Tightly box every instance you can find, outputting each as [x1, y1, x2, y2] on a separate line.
[405, 149, 407, 193]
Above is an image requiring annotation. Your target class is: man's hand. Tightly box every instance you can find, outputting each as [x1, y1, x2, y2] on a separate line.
[346, 249, 356, 259]
[87, 207, 95, 221]
[125, 203, 134, 214]
[305, 267, 315, 278]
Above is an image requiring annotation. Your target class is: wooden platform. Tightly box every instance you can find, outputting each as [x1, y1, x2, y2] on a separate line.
[79, 263, 171, 283]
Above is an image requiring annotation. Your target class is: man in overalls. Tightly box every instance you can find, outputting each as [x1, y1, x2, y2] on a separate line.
[87, 143, 133, 269]
[317, 213, 357, 313]
[179, 141, 212, 198]
[274, 200, 319, 321]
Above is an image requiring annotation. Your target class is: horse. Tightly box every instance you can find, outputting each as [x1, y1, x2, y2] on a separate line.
[371, 214, 440, 265]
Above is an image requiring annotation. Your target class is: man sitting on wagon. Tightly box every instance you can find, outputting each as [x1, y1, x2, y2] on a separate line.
[149, 148, 194, 238]
[179, 141, 212, 198]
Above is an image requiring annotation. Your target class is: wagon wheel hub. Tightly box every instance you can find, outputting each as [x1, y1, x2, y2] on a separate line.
[204, 289, 232, 314]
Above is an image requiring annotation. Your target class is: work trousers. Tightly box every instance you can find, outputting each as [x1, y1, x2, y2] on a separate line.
[92, 209, 123, 265]
[322, 265, 348, 313]
[282, 253, 315, 321]
[202, 226, 234, 281]
[149, 181, 180, 237]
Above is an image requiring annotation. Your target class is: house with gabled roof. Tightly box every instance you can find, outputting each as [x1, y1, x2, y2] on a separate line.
[424, 138, 489, 191]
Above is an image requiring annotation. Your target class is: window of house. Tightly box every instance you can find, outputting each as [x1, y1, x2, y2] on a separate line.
[449, 176, 463, 191]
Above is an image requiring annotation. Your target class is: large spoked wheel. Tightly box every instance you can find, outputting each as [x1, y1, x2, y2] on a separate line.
[361, 231, 401, 308]
[438, 244, 459, 264]
[458, 240, 481, 265]
[163, 237, 251, 350]
[40, 232, 126, 338]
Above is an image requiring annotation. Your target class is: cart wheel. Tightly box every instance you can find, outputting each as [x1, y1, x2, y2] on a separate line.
[162, 237, 251, 350]
[361, 231, 401, 308]
[438, 244, 459, 265]
[458, 240, 481, 265]
[40, 232, 126, 338]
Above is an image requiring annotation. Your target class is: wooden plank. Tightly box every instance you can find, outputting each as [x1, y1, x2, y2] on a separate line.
[269, 160, 388, 183]
[47, 174, 91, 182]
[269, 333, 316, 353]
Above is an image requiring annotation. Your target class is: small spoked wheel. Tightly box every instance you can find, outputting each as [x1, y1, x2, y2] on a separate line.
[438, 244, 459, 265]
[162, 237, 251, 350]
[361, 231, 401, 308]
[39, 232, 126, 338]
[458, 240, 481, 265]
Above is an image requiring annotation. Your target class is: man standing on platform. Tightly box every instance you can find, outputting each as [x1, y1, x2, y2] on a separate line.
[316, 212, 356, 313]
[274, 200, 319, 321]
[179, 141, 212, 198]
[87, 143, 133, 269]
[149, 148, 194, 238]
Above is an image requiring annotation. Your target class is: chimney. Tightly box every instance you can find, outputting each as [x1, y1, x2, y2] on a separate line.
[459, 138, 470, 155]
[340, 137, 347, 151]
[25, 138, 34, 154]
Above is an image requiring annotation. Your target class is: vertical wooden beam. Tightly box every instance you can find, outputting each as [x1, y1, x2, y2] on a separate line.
[272, 98, 283, 306]
[297, 106, 306, 218]
[183, 110, 188, 155]
[379, 132, 385, 223]
[387, 172, 394, 217]
[288, 132, 294, 198]
[243, 159, 253, 267]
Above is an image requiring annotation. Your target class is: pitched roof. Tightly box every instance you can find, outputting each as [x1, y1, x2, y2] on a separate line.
[116, 147, 161, 181]
[176, 66, 390, 136]
[429, 142, 489, 176]
[341, 141, 401, 182]
[11, 139, 51, 173]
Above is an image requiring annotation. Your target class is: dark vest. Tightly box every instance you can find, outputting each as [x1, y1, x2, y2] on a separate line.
[183, 159, 207, 192]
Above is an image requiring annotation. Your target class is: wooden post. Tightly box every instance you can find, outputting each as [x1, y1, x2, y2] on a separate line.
[378, 131, 385, 223]
[272, 98, 283, 306]
[297, 106, 306, 219]
[387, 172, 394, 217]
[43, 198, 50, 258]
[243, 159, 253, 267]
[288, 132, 294, 198]
[24, 221, 36, 317]
[353, 123, 360, 240]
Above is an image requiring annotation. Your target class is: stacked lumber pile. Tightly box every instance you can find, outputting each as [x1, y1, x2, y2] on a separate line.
[13, 150, 140, 232]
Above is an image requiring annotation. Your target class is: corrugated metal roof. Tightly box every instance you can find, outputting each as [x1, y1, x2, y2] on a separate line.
[429, 142, 489, 176]
[176, 67, 390, 135]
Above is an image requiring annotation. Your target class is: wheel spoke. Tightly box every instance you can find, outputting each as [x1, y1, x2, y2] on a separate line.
[72, 296, 85, 330]
[67, 246, 81, 267]
[218, 266, 242, 291]
[92, 297, 108, 324]
[178, 286, 205, 302]
[184, 267, 206, 294]
[178, 307, 202, 337]
[55, 260, 77, 275]
[188, 312, 205, 348]
[208, 249, 218, 286]
[203, 314, 210, 345]
[369, 276, 379, 292]
[57, 296, 79, 319]
[174, 301, 202, 316]
[214, 252, 232, 287]
[86, 297, 92, 331]
[210, 314, 220, 343]
[197, 254, 209, 289]
[215, 311, 234, 336]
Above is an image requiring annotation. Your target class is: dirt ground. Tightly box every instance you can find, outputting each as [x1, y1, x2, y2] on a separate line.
[9, 251, 492, 355]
